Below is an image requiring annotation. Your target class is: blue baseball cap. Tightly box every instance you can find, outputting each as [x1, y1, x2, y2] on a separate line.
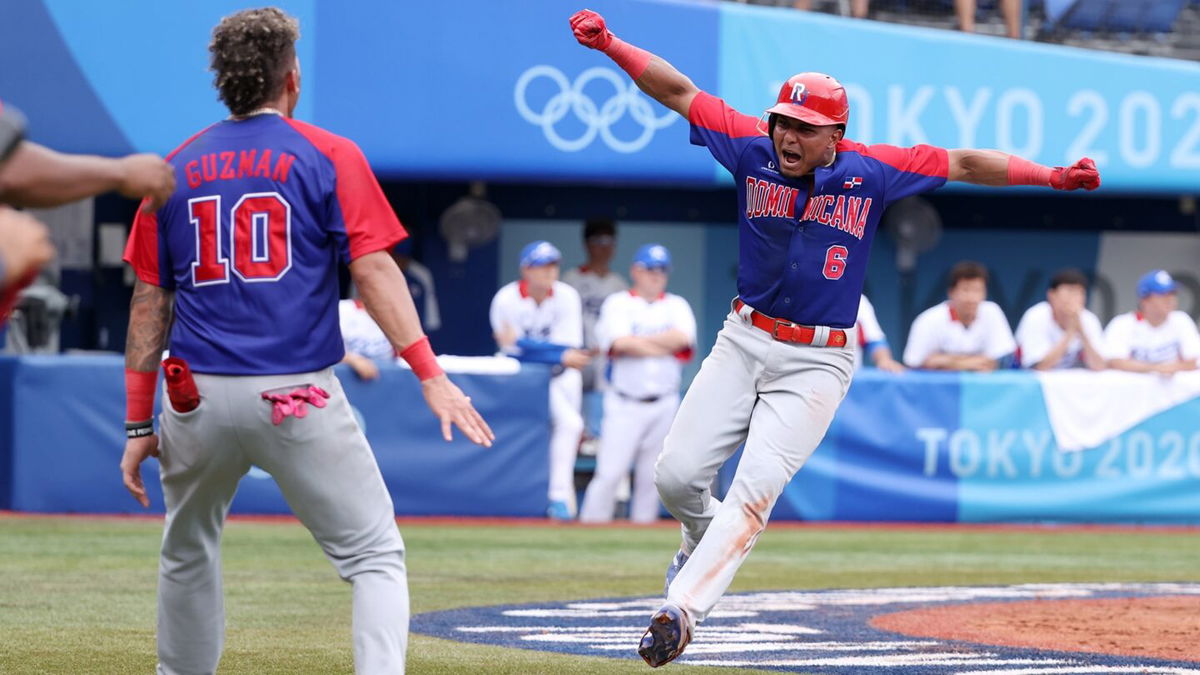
[633, 243, 671, 270]
[519, 240, 561, 267]
[1137, 269, 1177, 298]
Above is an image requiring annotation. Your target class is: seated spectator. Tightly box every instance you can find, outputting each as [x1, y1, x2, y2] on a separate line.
[793, 0, 868, 19]
[1104, 270, 1200, 376]
[903, 260, 1015, 371]
[856, 294, 904, 373]
[338, 297, 393, 381]
[956, 0, 1022, 39]
[1015, 268, 1107, 371]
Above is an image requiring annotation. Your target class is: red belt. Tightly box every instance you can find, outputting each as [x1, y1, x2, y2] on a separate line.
[733, 298, 848, 348]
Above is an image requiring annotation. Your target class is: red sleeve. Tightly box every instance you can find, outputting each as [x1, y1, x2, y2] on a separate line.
[687, 91, 761, 138]
[284, 119, 407, 262]
[122, 198, 165, 287]
[857, 142, 948, 178]
[687, 92, 763, 174]
[849, 141, 948, 202]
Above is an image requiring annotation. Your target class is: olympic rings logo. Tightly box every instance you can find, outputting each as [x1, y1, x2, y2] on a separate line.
[514, 65, 677, 153]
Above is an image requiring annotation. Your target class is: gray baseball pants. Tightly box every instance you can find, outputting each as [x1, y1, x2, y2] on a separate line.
[154, 367, 408, 675]
[656, 309, 854, 622]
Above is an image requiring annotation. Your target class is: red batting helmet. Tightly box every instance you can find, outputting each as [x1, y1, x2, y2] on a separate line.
[765, 72, 849, 127]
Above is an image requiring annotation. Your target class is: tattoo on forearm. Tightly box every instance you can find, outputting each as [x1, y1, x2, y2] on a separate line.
[125, 281, 174, 372]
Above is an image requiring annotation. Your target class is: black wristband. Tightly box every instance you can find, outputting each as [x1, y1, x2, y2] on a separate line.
[125, 420, 154, 439]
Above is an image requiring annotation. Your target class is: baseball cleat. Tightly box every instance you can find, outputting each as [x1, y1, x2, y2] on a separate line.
[637, 604, 692, 668]
[663, 549, 689, 596]
[546, 500, 573, 521]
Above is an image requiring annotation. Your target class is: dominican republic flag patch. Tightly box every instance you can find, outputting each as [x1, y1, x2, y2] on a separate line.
[843, 176, 863, 189]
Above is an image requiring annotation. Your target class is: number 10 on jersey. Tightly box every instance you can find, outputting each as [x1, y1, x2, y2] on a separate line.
[190, 192, 293, 286]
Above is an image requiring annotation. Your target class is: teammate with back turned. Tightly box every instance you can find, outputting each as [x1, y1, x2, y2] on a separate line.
[119, 8, 492, 674]
[569, 7, 1101, 668]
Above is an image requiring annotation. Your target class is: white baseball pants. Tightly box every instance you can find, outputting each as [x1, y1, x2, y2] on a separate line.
[155, 367, 408, 675]
[656, 310, 854, 622]
[548, 368, 584, 510]
[579, 390, 677, 523]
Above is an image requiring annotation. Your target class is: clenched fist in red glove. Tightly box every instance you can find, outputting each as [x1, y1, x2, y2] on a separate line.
[1049, 157, 1101, 191]
[569, 9, 653, 80]
[570, 9, 612, 50]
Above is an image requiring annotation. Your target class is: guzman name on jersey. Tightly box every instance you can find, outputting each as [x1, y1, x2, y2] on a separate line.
[183, 149, 298, 189]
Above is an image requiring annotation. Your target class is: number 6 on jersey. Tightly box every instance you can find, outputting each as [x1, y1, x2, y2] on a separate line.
[822, 245, 848, 280]
[189, 191, 292, 286]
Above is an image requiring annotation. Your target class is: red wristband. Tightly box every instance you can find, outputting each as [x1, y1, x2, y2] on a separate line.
[400, 336, 444, 382]
[603, 36, 652, 80]
[125, 368, 156, 422]
[1006, 156, 1053, 187]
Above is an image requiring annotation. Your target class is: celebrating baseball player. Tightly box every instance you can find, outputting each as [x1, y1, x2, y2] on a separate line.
[570, 8, 1100, 667]
[490, 240, 591, 520]
[578, 244, 696, 524]
[118, 9, 492, 674]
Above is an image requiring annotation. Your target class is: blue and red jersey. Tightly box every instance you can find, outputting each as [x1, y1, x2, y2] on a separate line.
[124, 114, 406, 375]
[689, 91, 947, 329]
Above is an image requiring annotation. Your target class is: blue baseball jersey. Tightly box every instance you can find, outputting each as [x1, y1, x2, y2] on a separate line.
[124, 114, 406, 375]
[689, 92, 948, 328]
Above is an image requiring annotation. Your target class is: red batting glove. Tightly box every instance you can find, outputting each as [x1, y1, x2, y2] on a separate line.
[570, 9, 612, 50]
[1050, 157, 1101, 191]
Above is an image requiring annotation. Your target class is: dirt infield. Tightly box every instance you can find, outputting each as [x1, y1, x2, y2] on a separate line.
[871, 595, 1200, 662]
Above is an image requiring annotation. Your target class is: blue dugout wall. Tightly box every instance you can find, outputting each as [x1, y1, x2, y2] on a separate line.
[3, 356, 1198, 522]
[2, 0, 1199, 192]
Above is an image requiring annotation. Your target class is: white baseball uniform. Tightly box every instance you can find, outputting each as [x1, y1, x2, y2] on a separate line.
[562, 265, 628, 391]
[579, 291, 696, 523]
[853, 294, 888, 370]
[903, 300, 1016, 368]
[339, 299, 395, 363]
[489, 280, 585, 510]
[1103, 310, 1200, 363]
[1015, 301, 1106, 369]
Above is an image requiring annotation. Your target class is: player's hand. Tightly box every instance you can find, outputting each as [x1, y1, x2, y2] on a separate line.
[495, 323, 518, 350]
[875, 356, 906, 374]
[421, 374, 495, 448]
[561, 348, 592, 370]
[344, 353, 380, 381]
[1049, 157, 1100, 191]
[570, 9, 613, 50]
[120, 433, 161, 509]
[118, 154, 176, 212]
[0, 207, 53, 287]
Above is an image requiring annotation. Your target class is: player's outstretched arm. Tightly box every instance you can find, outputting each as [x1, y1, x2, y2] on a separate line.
[119, 280, 174, 508]
[570, 9, 699, 118]
[946, 149, 1100, 191]
[0, 142, 176, 210]
[351, 250, 494, 447]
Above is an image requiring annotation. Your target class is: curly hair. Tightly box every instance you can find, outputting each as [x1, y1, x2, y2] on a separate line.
[208, 8, 300, 116]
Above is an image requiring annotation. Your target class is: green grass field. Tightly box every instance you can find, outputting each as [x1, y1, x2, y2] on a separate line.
[1, 515, 1196, 674]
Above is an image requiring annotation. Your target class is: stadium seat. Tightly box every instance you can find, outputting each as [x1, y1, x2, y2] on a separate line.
[1060, 0, 1112, 31]
[1143, 0, 1186, 32]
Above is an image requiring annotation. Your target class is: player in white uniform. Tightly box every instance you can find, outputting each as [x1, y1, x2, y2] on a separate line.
[490, 241, 590, 519]
[579, 244, 696, 523]
[562, 218, 629, 392]
[1104, 270, 1200, 374]
[339, 299, 394, 380]
[1015, 268, 1107, 370]
[904, 261, 1016, 371]
[854, 294, 904, 372]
